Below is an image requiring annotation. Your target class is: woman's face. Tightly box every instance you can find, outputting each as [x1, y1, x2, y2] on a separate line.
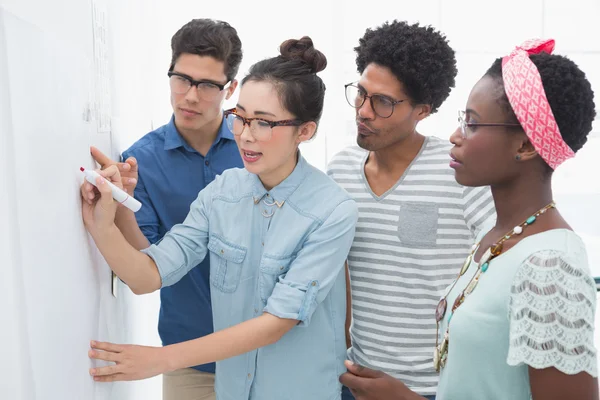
[449, 76, 528, 188]
[233, 80, 315, 189]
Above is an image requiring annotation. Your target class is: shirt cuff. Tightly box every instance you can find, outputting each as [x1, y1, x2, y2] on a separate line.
[140, 244, 179, 288]
[263, 279, 320, 327]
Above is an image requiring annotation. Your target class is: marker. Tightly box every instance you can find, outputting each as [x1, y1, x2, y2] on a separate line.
[80, 167, 142, 212]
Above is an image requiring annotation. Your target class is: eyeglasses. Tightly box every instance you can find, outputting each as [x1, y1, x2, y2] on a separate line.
[224, 108, 305, 142]
[458, 110, 522, 139]
[344, 83, 406, 118]
[168, 71, 230, 101]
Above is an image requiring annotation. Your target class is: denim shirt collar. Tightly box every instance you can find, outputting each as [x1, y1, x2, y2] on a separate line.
[251, 151, 310, 207]
[164, 114, 235, 152]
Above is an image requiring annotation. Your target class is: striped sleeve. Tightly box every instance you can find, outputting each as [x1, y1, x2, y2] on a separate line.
[462, 185, 496, 238]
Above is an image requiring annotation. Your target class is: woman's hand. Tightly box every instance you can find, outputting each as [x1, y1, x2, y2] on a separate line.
[88, 340, 169, 382]
[339, 361, 426, 400]
[81, 165, 123, 235]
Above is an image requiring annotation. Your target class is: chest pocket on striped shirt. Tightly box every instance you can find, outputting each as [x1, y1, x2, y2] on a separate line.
[259, 255, 293, 302]
[397, 202, 439, 247]
[208, 235, 247, 293]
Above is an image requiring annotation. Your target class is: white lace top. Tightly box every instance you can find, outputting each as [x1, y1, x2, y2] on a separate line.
[437, 229, 598, 400]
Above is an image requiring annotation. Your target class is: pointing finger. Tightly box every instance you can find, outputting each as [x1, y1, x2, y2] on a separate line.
[90, 146, 113, 168]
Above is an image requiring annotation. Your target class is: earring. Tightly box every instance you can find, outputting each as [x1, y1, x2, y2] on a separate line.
[515, 155, 521, 161]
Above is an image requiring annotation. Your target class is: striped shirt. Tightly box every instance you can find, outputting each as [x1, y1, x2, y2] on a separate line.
[327, 136, 495, 396]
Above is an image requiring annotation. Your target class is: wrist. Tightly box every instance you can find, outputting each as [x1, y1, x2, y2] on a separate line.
[161, 344, 182, 373]
[408, 393, 427, 400]
[391, 378, 426, 400]
[91, 223, 120, 242]
[115, 205, 136, 223]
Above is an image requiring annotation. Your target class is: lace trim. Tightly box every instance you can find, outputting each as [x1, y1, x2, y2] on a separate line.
[507, 342, 598, 376]
[508, 249, 598, 377]
[512, 280, 594, 305]
[510, 335, 595, 356]
[512, 307, 592, 330]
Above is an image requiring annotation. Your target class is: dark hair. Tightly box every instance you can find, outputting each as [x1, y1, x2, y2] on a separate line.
[484, 53, 596, 155]
[241, 36, 327, 125]
[170, 19, 243, 81]
[354, 20, 457, 114]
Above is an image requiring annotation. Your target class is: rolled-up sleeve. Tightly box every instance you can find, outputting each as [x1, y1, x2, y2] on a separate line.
[141, 183, 213, 287]
[264, 199, 358, 326]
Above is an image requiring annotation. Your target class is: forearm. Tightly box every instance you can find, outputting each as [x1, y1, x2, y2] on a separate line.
[530, 367, 599, 400]
[92, 225, 161, 294]
[163, 313, 297, 371]
[114, 207, 150, 250]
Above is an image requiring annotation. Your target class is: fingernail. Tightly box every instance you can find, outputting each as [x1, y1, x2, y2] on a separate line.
[99, 178, 105, 184]
[123, 164, 130, 170]
[89, 350, 95, 357]
[128, 178, 137, 184]
[347, 360, 354, 366]
[91, 340, 96, 346]
[90, 369, 96, 376]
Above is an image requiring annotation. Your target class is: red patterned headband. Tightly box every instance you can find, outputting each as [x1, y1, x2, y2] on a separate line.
[501, 39, 574, 169]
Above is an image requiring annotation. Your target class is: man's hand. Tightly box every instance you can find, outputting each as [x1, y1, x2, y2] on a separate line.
[339, 360, 425, 400]
[90, 146, 138, 195]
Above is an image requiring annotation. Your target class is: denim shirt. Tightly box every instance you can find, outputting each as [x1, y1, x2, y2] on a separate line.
[142, 154, 358, 400]
[122, 115, 243, 373]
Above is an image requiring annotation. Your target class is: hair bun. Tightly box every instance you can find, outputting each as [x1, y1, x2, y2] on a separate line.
[279, 36, 327, 73]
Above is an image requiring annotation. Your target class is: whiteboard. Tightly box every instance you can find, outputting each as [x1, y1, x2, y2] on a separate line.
[0, 3, 133, 399]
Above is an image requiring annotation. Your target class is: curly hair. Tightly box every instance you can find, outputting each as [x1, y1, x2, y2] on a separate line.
[170, 19, 243, 81]
[484, 53, 596, 155]
[354, 20, 457, 114]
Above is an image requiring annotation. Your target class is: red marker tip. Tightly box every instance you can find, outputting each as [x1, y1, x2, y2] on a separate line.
[80, 167, 85, 172]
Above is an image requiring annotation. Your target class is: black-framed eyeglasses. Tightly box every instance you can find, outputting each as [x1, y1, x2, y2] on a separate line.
[458, 110, 522, 139]
[345, 82, 406, 118]
[224, 108, 305, 142]
[168, 71, 230, 100]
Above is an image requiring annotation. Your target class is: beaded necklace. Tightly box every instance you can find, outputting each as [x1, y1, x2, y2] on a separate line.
[433, 201, 556, 372]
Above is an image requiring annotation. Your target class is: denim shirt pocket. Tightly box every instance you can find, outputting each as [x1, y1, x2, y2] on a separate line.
[208, 235, 248, 293]
[259, 255, 293, 303]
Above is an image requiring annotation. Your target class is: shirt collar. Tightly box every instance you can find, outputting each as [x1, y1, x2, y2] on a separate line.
[250, 151, 310, 207]
[164, 114, 235, 152]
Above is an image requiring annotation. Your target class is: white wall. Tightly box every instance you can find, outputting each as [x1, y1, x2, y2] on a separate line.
[0, 0, 158, 399]
[0, 1, 112, 399]
[0, 8, 34, 399]
[1, 1, 598, 399]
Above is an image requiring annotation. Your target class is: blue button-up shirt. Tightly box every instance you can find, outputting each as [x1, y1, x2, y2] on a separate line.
[122, 115, 243, 374]
[142, 154, 358, 400]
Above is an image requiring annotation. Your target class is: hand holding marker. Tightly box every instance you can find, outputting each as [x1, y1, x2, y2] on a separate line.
[80, 167, 142, 212]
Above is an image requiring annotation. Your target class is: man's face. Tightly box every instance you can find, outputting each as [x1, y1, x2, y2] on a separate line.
[352, 63, 428, 152]
[169, 53, 235, 133]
